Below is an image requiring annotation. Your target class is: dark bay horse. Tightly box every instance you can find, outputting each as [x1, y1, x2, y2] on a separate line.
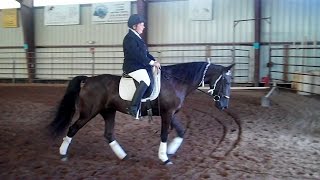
[49, 62, 234, 164]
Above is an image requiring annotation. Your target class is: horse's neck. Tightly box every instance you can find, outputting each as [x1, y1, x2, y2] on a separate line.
[185, 63, 209, 95]
[161, 62, 209, 96]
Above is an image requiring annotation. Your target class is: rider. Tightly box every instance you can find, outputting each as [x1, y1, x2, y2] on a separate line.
[122, 14, 161, 118]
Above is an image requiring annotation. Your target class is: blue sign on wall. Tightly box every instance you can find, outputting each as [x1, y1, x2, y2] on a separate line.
[253, 42, 260, 49]
[23, 43, 28, 50]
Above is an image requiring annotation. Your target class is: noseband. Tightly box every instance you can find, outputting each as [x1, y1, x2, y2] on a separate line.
[208, 74, 223, 101]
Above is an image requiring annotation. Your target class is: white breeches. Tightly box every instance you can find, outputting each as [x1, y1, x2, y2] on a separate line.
[128, 69, 150, 86]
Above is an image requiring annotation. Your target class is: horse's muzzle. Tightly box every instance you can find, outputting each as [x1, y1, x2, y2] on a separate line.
[216, 104, 227, 110]
[219, 106, 226, 110]
[215, 99, 229, 110]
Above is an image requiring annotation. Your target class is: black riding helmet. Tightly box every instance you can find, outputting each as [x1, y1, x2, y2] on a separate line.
[127, 14, 145, 29]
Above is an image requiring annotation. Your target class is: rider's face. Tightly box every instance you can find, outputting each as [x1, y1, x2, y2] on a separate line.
[134, 22, 145, 34]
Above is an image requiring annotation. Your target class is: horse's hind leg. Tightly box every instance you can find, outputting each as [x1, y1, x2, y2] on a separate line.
[59, 111, 97, 160]
[167, 116, 184, 155]
[101, 109, 127, 160]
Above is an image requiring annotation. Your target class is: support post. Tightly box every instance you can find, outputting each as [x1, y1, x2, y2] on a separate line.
[283, 45, 289, 82]
[254, 0, 262, 87]
[18, 0, 35, 82]
[137, 0, 148, 43]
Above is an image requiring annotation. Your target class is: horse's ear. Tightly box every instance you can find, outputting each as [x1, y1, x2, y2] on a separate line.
[224, 63, 235, 71]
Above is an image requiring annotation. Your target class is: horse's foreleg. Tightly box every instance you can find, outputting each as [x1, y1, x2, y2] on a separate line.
[101, 109, 127, 160]
[167, 116, 184, 155]
[59, 136, 72, 160]
[159, 113, 172, 165]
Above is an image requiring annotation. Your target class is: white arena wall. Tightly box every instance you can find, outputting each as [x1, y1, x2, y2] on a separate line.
[0, 0, 319, 85]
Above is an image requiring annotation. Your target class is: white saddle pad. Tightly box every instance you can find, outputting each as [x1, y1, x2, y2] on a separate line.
[119, 68, 161, 102]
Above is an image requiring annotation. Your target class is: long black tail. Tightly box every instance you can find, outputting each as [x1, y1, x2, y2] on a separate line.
[49, 75, 88, 137]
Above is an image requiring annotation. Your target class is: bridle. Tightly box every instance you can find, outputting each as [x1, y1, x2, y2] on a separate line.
[160, 62, 230, 102]
[198, 66, 231, 102]
[199, 63, 211, 87]
[208, 74, 224, 101]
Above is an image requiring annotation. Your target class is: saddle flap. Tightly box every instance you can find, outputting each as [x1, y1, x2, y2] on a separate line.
[119, 77, 136, 100]
[119, 67, 161, 102]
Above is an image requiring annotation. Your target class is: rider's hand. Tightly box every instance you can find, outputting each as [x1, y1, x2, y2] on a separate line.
[153, 61, 161, 74]
[154, 61, 161, 69]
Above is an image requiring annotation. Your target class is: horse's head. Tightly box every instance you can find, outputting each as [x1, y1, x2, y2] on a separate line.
[208, 64, 234, 110]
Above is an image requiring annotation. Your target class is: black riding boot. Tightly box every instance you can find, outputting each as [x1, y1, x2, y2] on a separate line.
[128, 81, 148, 118]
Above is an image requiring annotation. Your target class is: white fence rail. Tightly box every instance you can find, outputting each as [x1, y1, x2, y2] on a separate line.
[0, 47, 251, 83]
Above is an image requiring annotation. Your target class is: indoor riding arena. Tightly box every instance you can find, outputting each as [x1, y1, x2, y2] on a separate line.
[0, 0, 319, 179]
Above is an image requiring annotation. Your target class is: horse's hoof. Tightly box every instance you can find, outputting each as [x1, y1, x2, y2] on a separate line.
[122, 155, 129, 160]
[60, 155, 68, 161]
[163, 160, 173, 165]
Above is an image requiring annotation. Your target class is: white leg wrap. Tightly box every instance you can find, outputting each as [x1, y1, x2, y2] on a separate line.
[158, 142, 169, 162]
[135, 109, 140, 120]
[59, 136, 72, 155]
[167, 137, 183, 155]
[109, 140, 127, 160]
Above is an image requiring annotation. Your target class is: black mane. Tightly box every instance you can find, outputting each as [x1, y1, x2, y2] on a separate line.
[162, 62, 209, 85]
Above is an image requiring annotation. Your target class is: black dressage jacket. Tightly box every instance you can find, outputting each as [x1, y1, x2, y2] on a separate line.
[122, 30, 155, 74]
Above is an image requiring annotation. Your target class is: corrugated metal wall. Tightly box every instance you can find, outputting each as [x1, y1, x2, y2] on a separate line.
[0, 10, 24, 46]
[1, 1, 319, 49]
[0, 0, 319, 82]
[260, 0, 320, 80]
[148, 0, 255, 83]
[148, 0, 254, 44]
[0, 9, 25, 79]
[33, 4, 134, 79]
[261, 0, 320, 43]
[34, 5, 128, 46]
